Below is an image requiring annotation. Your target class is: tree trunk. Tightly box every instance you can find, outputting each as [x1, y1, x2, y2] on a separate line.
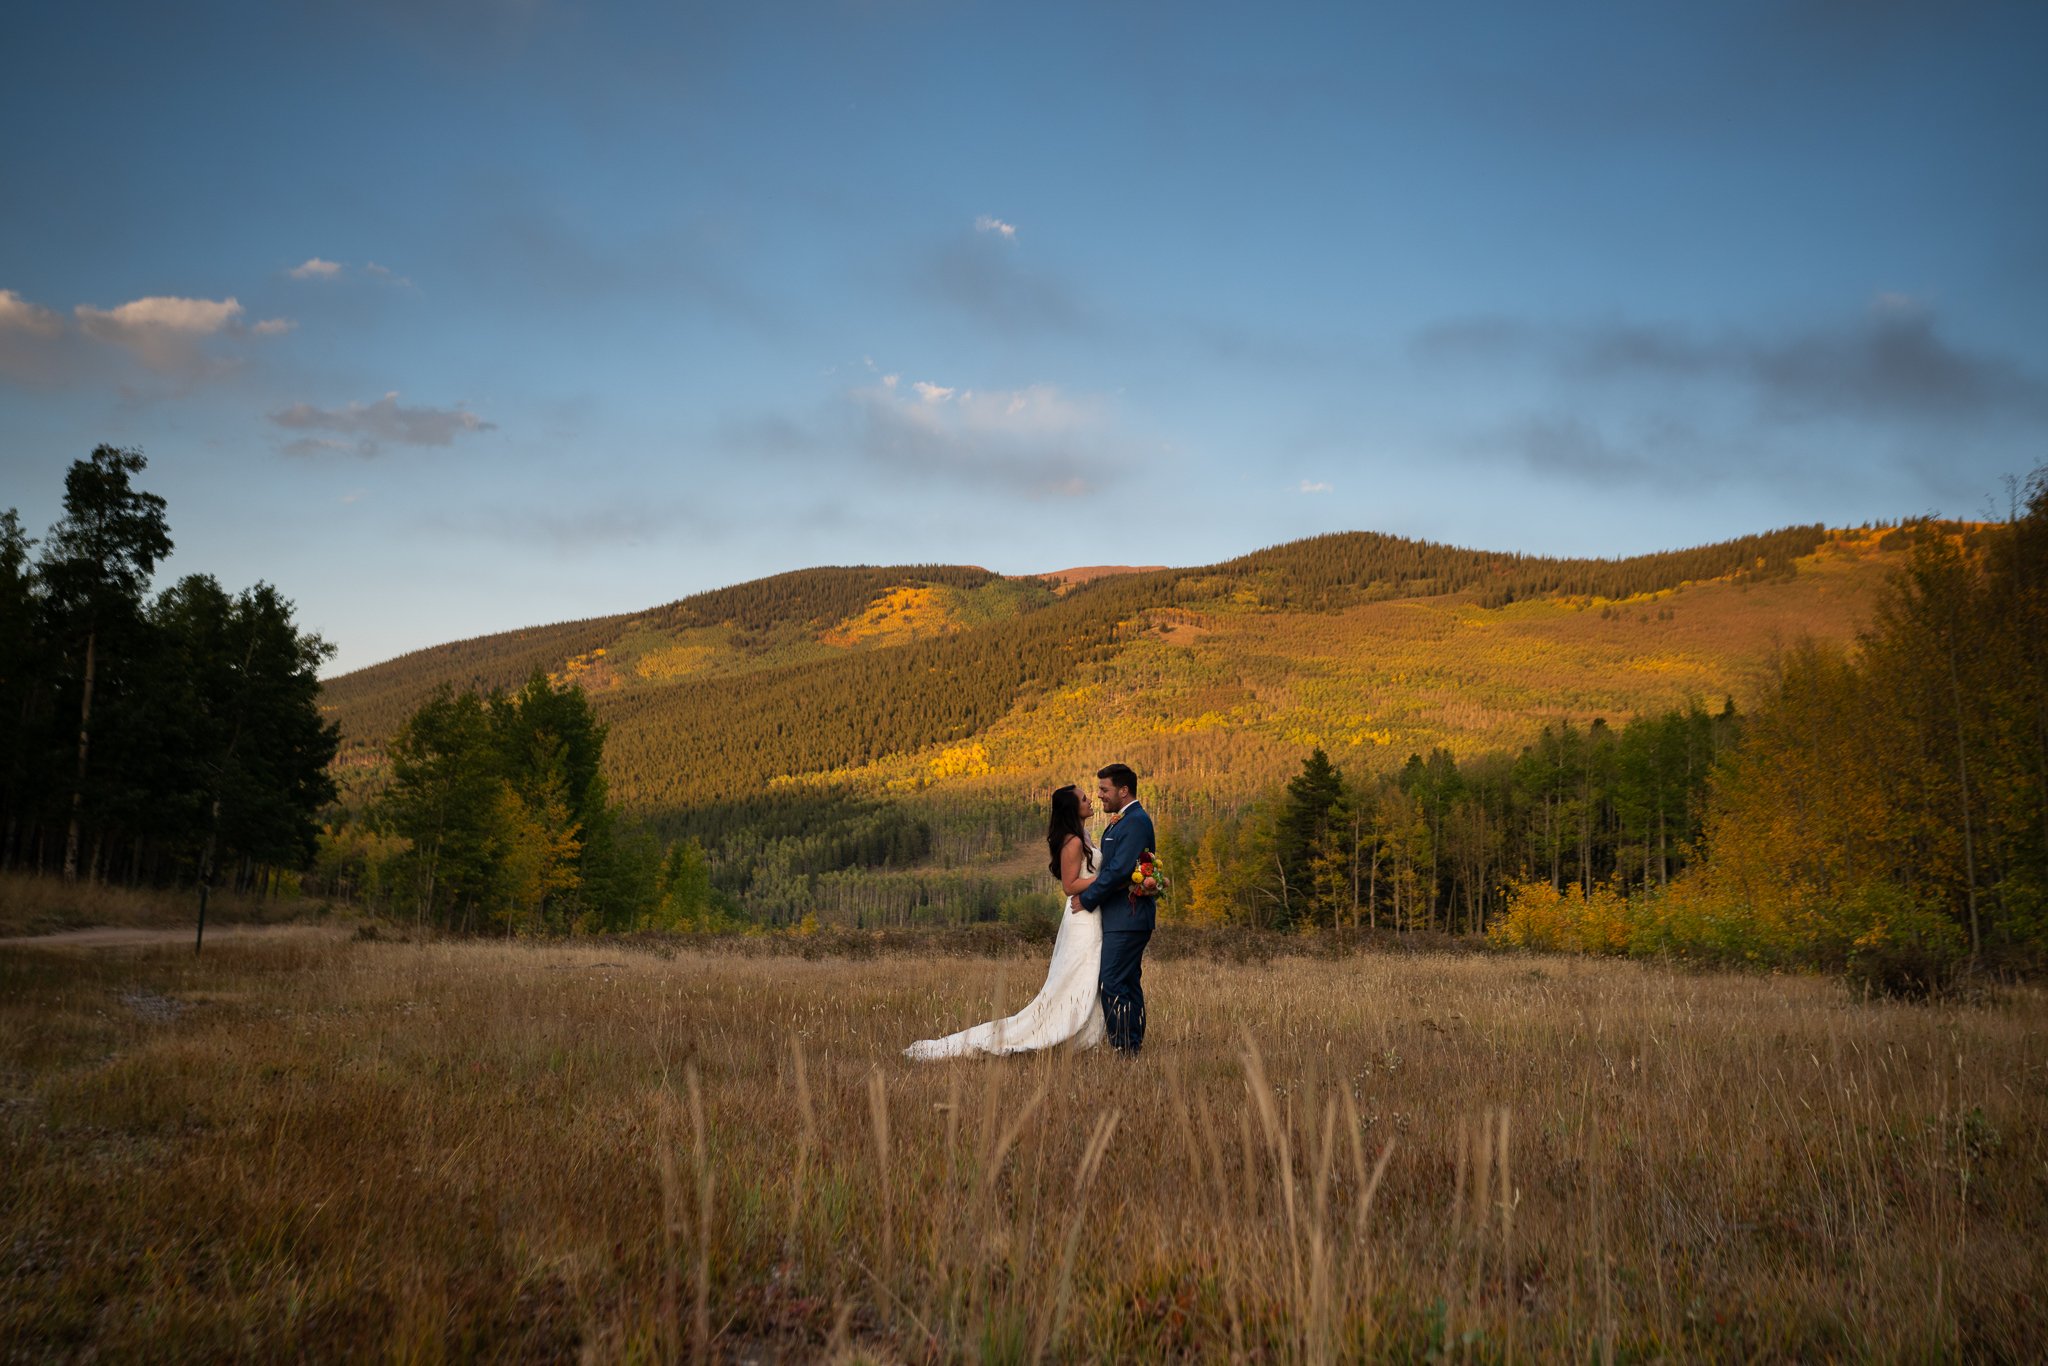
[1947, 632, 1982, 965]
[63, 627, 96, 882]
[1658, 804, 1668, 887]
[1350, 812, 1361, 931]
[1428, 812, 1442, 931]
[1543, 794, 1553, 889]
[1368, 809, 1382, 932]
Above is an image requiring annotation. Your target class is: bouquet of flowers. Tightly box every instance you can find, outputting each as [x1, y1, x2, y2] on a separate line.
[1131, 849, 1170, 900]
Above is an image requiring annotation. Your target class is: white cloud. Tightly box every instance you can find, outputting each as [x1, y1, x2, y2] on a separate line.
[9, 284, 293, 384]
[270, 390, 495, 455]
[1298, 479, 1333, 494]
[848, 375, 1112, 497]
[0, 289, 62, 336]
[76, 295, 241, 334]
[291, 258, 343, 280]
[74, 295, 244, 370]
[881, 373, 899, 389]
[364, 262, 413, 287]
[974, 215, 1017, 239]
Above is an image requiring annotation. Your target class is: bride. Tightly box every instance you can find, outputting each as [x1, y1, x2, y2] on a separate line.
[904, 784, 1106, 1059]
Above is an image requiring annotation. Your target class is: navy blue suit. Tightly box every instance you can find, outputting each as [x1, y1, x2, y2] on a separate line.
[1078, 800, 1157, 1053]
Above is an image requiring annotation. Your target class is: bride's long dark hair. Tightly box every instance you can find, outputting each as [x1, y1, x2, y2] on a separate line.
[1046, 784, 1095, 880]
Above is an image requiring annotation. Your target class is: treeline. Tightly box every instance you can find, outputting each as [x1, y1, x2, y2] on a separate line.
[313, 674, 709, 933]
[317, 704, 1042, 932]
[1195, 478, 2044, 990]
[1199, 524, 1828, 609]
[1597, 474, 2046, 987]
[1177, 702, 1739, 933]
[0, 448, 338, 892]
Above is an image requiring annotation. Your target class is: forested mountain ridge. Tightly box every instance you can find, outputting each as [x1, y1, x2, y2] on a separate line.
[321, 521, 1952, 825]
[320, 566, 1052, 743]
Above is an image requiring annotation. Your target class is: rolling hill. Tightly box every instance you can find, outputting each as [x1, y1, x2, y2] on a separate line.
[320, 522, 1933, 827]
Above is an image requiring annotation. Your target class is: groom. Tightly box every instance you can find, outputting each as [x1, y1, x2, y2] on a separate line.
[1076, 763, 1157, 1055]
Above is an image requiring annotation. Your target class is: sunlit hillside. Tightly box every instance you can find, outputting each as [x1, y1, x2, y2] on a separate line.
[320, 523, 1937, 821]
[815, 531, 1910, 810]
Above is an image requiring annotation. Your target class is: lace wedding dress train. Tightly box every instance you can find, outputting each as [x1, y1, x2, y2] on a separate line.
[904, 884, 1106, 1060]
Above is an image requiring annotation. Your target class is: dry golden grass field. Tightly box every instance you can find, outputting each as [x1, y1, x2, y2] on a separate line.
[3, 930, 2044, 1362]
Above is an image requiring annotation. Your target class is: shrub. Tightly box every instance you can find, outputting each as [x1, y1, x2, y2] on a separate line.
[1487, 879, 1631, 955]
[1843, 886, 1968, 999]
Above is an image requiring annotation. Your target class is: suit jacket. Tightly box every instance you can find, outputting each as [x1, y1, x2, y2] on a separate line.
[1078, 801, 1157, 933]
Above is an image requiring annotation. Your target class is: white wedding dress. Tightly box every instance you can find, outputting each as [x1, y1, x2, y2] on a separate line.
[904, 837, 1106, 1060]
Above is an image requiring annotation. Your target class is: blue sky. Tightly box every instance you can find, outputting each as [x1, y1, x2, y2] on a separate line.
[4, 1, 2045, 675]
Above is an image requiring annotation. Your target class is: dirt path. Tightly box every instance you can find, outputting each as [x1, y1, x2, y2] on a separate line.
[0, 923, 346, 949]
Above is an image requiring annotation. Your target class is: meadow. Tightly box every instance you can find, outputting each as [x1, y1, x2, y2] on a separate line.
[4, 928, 2043, 1361]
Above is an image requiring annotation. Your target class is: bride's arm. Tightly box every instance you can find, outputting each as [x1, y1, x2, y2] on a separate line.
[1058, 836, 1095, 898]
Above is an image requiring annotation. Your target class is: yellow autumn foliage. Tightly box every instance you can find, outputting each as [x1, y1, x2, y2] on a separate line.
[821, 586, 959, 647]
[928, 743, 992, 779]
[1487, 879, 1632, 955]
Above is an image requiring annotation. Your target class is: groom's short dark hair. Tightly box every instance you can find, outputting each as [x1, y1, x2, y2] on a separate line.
[1097, 763, 1138, 795]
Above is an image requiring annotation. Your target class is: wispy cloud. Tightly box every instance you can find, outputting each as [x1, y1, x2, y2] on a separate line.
[271, 390, 495, 456]
[251, 317, 297, 336]
[922, 227, 1093, 336]
[846, 376, 1110, 497]
[290, 257, 344, 280]
[720, 369, 1124, 499]
[281, 436, 357, 457]
[422, 493, 725, 556]
[1484, 415, 1666, 484]
[974, 214, 1017, 239]
[363, 262, 414, 287]
[0, 288, 74, 385]
[428, 175, 782, 334]
[0, 289, 62, 337]
[1414, 296, 2048, 426]
[1297, 479, 1333, 494]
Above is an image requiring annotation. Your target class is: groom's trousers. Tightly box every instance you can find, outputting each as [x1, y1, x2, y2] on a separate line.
[1099, 925, 1153, 1054]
